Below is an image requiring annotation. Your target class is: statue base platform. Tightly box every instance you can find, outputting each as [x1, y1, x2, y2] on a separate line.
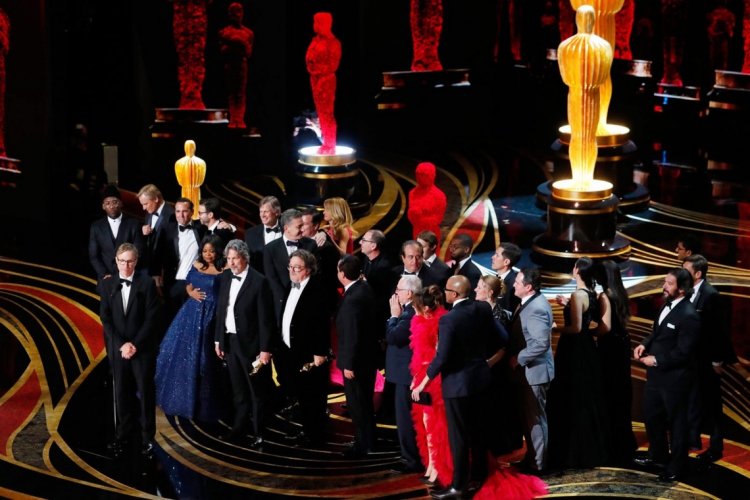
[292, 147, 371, 217]
[537, 125, 650, 214]
[532, 183, 631, 268]
[707, 70, 750, 112]
[0, 157, 21, 188]
[375, 69, 470, 110]
[152, 108, 229, 138]
[653, 84, 703, 124]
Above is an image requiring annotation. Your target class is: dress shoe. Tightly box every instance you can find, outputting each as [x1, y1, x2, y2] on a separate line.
[419, 476, 438, 486]
[697, 449, 722, 462]
[141, 441, 154, 455]
[249, 437, 265, 450]
[107, 436, 128, 451]
[429, 485, 467, 499]
[280, 401, 298, 414]
[343, 439, 356, 448]
[389, 462, 425, 474]
[284, 430, 305, 442]
[342, 447, 371, 459]
[632, 457, 666, 469]
[655, 472, 678, 483]
[689, 440, 702, 451]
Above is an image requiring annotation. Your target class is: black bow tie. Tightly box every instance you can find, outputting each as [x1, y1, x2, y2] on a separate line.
[291, 282, 301, 289]
[119, 279, 131, 286]
[266, 226, 280, 233]
[232, 275, 242, 281]
[286, 240, 299, 247]
[179, 224, 191, 232]
[403, 271, 416, 276]
[666, 302, 672, 309]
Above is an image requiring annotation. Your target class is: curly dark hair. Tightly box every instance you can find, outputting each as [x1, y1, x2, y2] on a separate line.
[197, 235, 226, 271]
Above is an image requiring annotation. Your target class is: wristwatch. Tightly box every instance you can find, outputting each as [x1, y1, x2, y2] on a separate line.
[652, 357, 658, 367]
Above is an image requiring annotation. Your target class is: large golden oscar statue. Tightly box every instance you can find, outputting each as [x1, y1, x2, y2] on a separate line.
[175, 140, 206, 219]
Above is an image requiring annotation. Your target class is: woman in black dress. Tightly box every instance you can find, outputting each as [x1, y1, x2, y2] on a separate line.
[547, 257, 611, 469]
[594, 259, 638, 461]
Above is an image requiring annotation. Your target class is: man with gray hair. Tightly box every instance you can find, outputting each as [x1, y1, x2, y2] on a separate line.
[386, 275, 424, 474]
[245, 195, 282, 273]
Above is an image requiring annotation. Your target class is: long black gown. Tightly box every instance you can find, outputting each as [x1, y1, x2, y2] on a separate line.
[547, 289, 611, 469]
[597, 293, 638, 460]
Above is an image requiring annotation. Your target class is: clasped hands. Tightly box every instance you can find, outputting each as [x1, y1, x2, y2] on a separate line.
[633, 345, 657, 367]
[120, 342, 137, 360]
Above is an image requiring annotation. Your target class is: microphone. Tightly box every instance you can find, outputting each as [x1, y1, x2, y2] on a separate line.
[110, 283, 122, 298]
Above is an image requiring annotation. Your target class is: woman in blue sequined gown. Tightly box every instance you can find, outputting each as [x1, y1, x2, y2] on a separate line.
[156, 235, 229, 421]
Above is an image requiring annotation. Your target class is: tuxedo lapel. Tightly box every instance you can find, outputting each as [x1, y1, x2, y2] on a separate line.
[235, 271, 254, 302]
[514, 292, 540, 321]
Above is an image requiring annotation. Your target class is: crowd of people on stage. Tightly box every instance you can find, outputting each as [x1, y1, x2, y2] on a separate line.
[89, 183, 735, 499]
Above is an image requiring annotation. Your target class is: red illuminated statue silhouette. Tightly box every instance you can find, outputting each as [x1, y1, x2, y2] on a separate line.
[219, 2, 254, 128]
[0, 8, 9, 157]
[707, 0, 735, 71]
[411, 0, 443, 71]
[171, 0, 210, 109]
[306, 13, 341, 155]
[743, 1, 750, 72]
[661, 0, 689, 85]
[559, 1, 576, 44]
[615, 0, 635, 59]
[408, 163, 447, 243]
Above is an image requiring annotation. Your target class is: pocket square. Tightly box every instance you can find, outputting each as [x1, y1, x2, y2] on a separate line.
[667, 323, 675, 329]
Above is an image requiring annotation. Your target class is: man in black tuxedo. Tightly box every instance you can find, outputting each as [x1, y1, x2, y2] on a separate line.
[279, 250, 331, 447]
[89, 185, 145, 283]
[99, 243, 160, 455]
[491, 243, 522, 315]
[360, 229, 393, 373]
[198, 197, 235, 245]
[158, 198, 206, 318]
[302, 208, 340, 312]
[683, 255, 738, 462]
[264, 209, 318, 320]
[386, 275, 424, 474]
[137, 184, 175, 290]
[214, 239, 276, 449]
[412, 276, 505, 499]
[244, 195, 282, 273]
[448, 234, 483, 300]
[391, 240, 444, 293]
[634, 268, 700, 482]
[417, 230, 451, 283]
[336, 254, 377, 458]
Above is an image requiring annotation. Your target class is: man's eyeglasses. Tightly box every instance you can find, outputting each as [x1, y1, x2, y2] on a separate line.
[103, 200, 121, 207]
[198, 211, 208, 216]
[360, 239, 374, 243]
[117, 259, 137, 266]
[444, 288, 457, 294]
[287, 265, 306, 272]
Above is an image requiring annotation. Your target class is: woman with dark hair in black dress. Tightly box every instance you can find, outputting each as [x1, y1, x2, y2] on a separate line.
[595, 259, 638, 461]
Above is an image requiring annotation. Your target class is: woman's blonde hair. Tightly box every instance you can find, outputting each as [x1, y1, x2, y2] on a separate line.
[480, 274, 506, 302]
[323, 197, 358, 238]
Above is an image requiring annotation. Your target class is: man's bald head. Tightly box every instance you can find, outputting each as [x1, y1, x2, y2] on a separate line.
[445, 276, 470, 303]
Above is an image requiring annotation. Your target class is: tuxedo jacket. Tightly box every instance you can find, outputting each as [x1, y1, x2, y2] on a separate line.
[335, 280, 377, 372]
[99, 274, 161, 355]
[455, 258, 483, 300]
[427, 256, 452, 284]
[693, 281, 737, 366]
[279, 276, 331, 364]
[157, 221, 207, 283]
[214, 268, 276, 357]
[426, 300, 505, 398]
[89, 214, 145, 279]
[205, 225, 235, 246]
[390, 263, 445, 294]
[385, 303, 416, 385]
[144, 203, 175, 276]
[641, 298, 700, 389]
[263, 237, 318, 314]
[499, 269, 521, 314]
[245, 224, 280, 274]
[510, 292, 554, 386]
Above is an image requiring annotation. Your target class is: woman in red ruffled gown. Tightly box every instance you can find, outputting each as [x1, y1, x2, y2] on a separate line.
[410, 286, 548, 499]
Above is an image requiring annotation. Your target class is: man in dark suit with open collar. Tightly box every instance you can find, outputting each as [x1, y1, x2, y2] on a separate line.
[89, 185, 145, 283]
[418, 230, 451, 284]
[263, 208, 318, 321]
[391, 240, 444, 294]
[99, 243, 160, 456]
[279, 250, 331, 447]
[412, 276, 505, 499]
[683, 255, 738, 462]
[448, 234, 483, 300]
[244, 195, 282, 274]
[214, 239, 276, 449]
[386, 275, 424, 474]
[634, 268, 700, 482]
[336, 254, 377, 459]
[491, 243, 522, 315]
[137, 184, 175, 288]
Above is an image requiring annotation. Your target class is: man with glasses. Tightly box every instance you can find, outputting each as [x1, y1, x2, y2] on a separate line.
[279, 250, 331, 446]
[198, 197, 236, 245]
[100, 243, 160, 456]
[90, 185, 145, 284]
[391, 240, 443, 294]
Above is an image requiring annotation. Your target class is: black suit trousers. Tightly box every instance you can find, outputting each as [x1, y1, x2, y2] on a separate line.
[296, 361, 329, 439]
[274, 344, 298, 401]
[688, 365, 724, 453]
[343, 367, 376, 451]
[113, 352, 156, 444]
[226, 334, 272, 437]
[394, 383, 421, 469]
[444, 393, 489, 490]
[643, 382, 690, 475]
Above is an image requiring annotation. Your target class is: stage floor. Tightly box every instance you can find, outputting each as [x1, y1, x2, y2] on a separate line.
[2, 137, 750, 499]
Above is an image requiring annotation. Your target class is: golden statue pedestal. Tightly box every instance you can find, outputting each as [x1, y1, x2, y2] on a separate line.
[532, 179, 631, 265]
[537, 124, 650, 214]
[293, 146, 371, 217]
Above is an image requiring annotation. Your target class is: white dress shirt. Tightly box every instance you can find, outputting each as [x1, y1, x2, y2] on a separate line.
[453, 297, 469, 307]
[520, 293, 535, 306]
[282, 277, 310, 348]
[456, 256, 471, 271]
[108, 213, 122, 239]
[119, 275, 133, 313]
[425, 254, 437, 266]
[150, 203, 164, 229]
[658, 296, 685, 325]
[344, 280, 358, 293]
[225, 267, 249, 334]
[690, 279, 704, 303]
[176, 225, 199, 280]
[264, 224, 282, 245]
[283, 235, 298, 256]
[499, 269, 511, 281]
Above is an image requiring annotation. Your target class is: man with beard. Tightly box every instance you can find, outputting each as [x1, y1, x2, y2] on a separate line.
[198, 197, 236, 245]
[634, 268, 700, 482]
[448, 234, 482, 300]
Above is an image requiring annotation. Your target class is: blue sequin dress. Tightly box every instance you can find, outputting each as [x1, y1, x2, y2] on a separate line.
[156, 266, 228, 421]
